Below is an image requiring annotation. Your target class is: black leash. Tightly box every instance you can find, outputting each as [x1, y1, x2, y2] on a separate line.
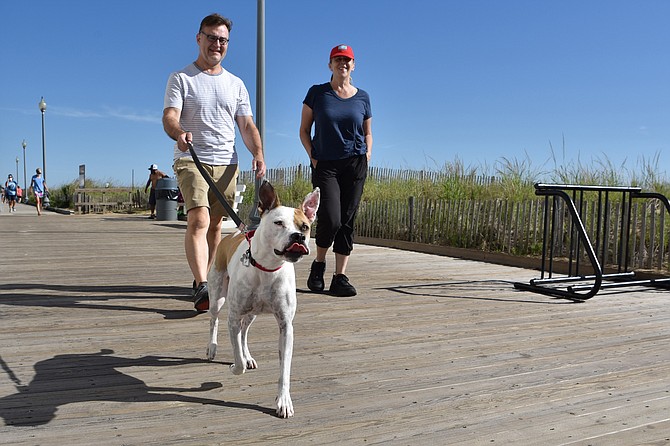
[187, 142, 247, 232]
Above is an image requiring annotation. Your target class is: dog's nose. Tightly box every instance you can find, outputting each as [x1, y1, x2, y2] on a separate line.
[290, 233, 306, 243]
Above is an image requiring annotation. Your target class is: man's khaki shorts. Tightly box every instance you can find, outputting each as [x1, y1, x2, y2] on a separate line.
[173, 158, 239, 220]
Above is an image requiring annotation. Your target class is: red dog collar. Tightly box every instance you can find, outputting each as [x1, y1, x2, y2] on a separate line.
[244, 230, 282, 273]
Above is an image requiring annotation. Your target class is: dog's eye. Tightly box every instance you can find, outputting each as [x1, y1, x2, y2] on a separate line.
[301, 223, 309, 232]
[274, 220, 284, 227]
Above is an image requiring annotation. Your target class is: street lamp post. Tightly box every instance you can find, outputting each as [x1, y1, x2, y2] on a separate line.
[38, 97, 49, 207]
[21, 140, 27, 202]
[248, 0, 265, 230]
[15, 157, 19, 185]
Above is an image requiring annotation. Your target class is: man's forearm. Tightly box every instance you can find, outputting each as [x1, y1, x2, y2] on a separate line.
[162, 108, 185, 141]
[163, 118, 185, 141]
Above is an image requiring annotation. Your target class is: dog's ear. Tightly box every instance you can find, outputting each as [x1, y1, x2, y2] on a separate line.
[257, 180, 281, 214]
[301, 187, 320, 223]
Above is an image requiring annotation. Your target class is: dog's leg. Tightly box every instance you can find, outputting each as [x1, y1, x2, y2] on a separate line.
[206, 273, 228, 361]
[240, 314, 258, 370]
[228, 311, 246, 375]
[228, 313, 259, 373]
[275, 315, 295, 418]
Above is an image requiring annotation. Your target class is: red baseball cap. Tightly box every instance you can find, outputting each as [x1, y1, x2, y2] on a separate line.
[330, 44, 354, 60]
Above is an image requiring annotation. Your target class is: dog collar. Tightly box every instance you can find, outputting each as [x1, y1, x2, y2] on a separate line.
[243, 230, 282, 273]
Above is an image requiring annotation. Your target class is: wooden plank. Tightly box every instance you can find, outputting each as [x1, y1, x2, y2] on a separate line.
[1, 208, 669, 445]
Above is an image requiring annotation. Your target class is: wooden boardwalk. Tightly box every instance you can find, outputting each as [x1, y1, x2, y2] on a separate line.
[1, 203, 669, 445]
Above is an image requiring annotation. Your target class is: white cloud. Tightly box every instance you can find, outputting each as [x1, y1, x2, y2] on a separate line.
[53, 106, 160, 123]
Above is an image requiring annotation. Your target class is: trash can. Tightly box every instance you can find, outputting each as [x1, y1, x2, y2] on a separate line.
[155, 177, 178, 221]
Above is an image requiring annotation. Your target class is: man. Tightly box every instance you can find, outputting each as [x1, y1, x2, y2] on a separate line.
[162, 13, 265, 312]
[30, 168, 48, 216]
[144, 164, 168, 219]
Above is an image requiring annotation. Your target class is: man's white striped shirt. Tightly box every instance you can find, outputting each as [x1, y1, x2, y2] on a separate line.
[164, 63, 253, 166]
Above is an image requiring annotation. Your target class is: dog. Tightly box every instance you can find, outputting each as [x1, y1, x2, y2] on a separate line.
[206, 180, 320, 418]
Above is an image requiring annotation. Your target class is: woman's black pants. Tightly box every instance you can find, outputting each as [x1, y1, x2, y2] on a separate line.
[311, 155, 367, 256]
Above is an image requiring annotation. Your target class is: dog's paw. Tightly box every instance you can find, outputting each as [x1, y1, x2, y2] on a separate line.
[246, 357, 258, 369]
[230, 363, 245, 375]
[206, 343, 217, 361]
[276, 393, 294, 418]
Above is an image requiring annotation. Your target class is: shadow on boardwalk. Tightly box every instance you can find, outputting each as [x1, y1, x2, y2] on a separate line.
[380, 279, 575, 305]
[0, 350, 277, 427]
[0, 283, 198, 320]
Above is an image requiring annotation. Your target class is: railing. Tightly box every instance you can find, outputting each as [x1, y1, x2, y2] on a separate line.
[513, 184, 670, 300]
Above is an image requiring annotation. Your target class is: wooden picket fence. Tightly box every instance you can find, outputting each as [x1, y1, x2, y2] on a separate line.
[352, 196, 670, 272]
[238, 166, 670, 273]
[239, 165, 310, 185]
[239, 164, 500, 187]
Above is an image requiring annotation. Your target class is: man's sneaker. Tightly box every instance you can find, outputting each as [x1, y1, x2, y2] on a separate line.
[329, 274, 357, 297]
[307, 261, 326, 292]
[193, 281, 209, 312]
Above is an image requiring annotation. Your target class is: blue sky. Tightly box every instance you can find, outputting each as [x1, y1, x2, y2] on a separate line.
[2, 0, 669, 188]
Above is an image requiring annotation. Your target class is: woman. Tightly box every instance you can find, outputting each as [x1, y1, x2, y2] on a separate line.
[299, 44, 373, 297]
[4, 174, 18, 213]
[30, 168, 48, 216]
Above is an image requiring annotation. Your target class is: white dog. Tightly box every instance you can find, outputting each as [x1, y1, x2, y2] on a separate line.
[206, 181, 320, 418]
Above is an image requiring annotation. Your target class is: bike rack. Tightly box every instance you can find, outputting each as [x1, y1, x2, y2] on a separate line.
[514, 183, 670, 301]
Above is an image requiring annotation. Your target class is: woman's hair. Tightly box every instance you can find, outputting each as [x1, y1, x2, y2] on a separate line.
[200, 13, 233, 32]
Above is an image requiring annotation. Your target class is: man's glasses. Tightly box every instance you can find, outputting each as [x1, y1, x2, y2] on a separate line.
[200, 31, 229, 45]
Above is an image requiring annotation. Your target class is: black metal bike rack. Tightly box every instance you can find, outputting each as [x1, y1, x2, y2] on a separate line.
[514, 183, 670, 301]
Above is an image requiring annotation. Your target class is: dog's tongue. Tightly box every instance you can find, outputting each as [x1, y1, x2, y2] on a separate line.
[286, 243, 308, 254]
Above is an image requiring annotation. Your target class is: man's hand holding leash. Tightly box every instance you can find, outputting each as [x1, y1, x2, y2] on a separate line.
[179, 131, 265, 179]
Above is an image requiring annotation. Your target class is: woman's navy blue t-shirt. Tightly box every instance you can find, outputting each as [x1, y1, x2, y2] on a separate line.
[303, 83, 372, 161]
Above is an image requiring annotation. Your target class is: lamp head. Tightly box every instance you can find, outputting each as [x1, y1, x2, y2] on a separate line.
[39, 97, 47, 112]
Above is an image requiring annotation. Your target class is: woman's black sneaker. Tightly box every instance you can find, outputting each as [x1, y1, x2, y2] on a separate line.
[329, 274, 357, 297]
[307, 261, 326, 292]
